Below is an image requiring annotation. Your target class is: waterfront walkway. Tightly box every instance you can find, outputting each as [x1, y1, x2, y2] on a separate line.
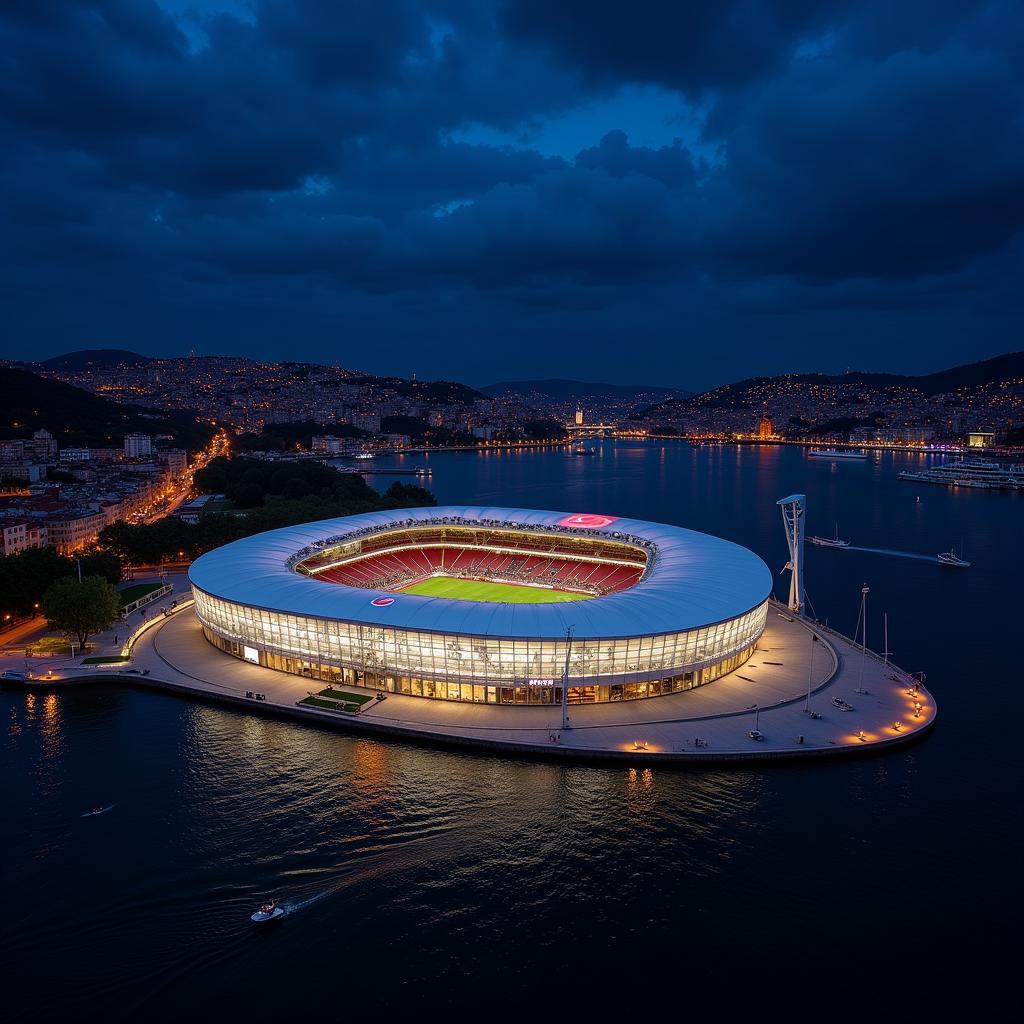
[4, 575, 936, 762]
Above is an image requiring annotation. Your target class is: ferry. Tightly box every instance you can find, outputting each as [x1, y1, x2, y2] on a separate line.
[937, 550, 971, 568]
[807, 448, 868, 461]
[353, 451, 375, 461]
[572, 442, 596, 457]
[898, 457, 1024, 491]
[808, 524, 851, 548]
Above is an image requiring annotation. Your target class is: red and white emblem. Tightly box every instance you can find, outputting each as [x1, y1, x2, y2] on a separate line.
[370, 597, 395, 607]
[558, 513, 618, 529]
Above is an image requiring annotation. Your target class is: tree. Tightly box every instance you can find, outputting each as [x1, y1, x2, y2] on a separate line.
[381, 482, 436, 508]
[0, 546, 74, 617]
[233, 482, 265, 508]
[42, 575, 121, 649]
[78, 549, 123, 585]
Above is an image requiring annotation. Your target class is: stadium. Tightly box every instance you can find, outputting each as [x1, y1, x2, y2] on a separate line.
[188, 506, 773, 707]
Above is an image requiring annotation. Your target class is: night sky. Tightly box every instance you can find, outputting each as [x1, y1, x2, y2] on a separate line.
[3, 1, 1023, 390]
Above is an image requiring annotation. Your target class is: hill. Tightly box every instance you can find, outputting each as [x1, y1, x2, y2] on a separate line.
[41, 349, 154, 371]
[483, 378, 690, 402]
[0, 366, 214, 451]
[638, 352, 1024, 419]
[350, 374, 485, 405]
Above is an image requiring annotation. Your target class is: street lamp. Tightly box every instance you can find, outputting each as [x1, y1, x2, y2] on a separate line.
[805, 631, 817, 713]
[855, 584, 870, 694]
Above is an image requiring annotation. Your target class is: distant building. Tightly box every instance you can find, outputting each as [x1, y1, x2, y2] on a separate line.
[0, 464, 45, 483]
[864, 427, 935, 445]
[1, 519, 48, 556]
[575, 404, 584, 426]
[124, 433, 153, 458]
[0, 440, 26, 463]
[61, 447, 92, 461]
[757, 413, 774, 440]
[157, 448, 188, 475]
[312, 435, 344, 455]
[968, 431, 995, 448]
[45, 509, 108, 553]
[31, 429, 58, 460]
[350, 412, 381, 434]
[175, 494, 218, 525]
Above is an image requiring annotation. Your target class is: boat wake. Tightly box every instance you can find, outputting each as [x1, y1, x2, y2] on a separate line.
[842, 546, 937, 563]
[81, 803, 117, 818]
[276, 890, 331, 917]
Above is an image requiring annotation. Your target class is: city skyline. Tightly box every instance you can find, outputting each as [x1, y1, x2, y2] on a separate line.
[3, 1, 1024, 389]
[3, 5, 1020, 1017]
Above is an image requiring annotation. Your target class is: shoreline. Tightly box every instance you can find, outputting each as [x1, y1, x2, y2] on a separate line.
[8, 598, 937, 766]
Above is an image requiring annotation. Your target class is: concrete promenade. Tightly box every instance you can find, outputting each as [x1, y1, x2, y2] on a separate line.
[3, 575, 936, 763]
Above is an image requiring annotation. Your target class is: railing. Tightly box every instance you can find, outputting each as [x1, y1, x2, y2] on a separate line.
[122, 598, 194, 657]
[120, 583, 173, 616]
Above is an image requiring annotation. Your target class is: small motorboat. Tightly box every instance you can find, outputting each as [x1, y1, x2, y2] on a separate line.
[937, 550, 970, 568]
[748, 729, 764, 741]
[251, 900, 285, 926]
[81, 804, 116, 818]
[831, 697, 854, 711]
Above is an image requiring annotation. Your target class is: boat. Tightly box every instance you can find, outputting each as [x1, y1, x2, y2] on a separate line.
[831, 696, 854, 711]
[898, 457, 1024, 491]
[937, 550, 970, 568]
[808, 524, 850, 548]
[353, 452, 374, 461]
[81, 804, 116, 818]
[251, 900, 285, 926]
[571, 443, 595, 456]
[807, 448, 868, 460]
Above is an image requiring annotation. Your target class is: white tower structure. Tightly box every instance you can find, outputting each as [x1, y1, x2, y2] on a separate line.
[575, 404, 584, 426]
[776, 494, 806, 615]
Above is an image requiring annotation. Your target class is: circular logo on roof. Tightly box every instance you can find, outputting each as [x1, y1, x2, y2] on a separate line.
[370, 597, 395, 607]
[558, 513, 618, 528]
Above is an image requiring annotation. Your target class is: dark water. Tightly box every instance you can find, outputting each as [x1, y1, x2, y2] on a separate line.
[4, 442, 1021, 1018]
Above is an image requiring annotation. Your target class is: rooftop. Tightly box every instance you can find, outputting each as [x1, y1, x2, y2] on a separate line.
[188, 505, 773, 640]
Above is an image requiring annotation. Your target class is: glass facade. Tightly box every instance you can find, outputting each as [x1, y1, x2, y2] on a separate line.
[193, 587, 767, 706]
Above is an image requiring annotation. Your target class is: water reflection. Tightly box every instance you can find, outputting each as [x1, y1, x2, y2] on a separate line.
[2, 440, 1019, 1016]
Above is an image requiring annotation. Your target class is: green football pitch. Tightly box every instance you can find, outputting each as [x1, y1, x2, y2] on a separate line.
[399, 577, 593, 604]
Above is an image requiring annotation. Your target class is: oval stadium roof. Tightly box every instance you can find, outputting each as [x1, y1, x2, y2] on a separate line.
[188, 506, 773, 640]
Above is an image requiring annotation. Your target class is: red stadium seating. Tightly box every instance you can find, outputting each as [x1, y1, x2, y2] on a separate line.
[312, 542, 643, 595]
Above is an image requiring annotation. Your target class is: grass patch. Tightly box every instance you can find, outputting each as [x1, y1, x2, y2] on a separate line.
[82, 655, 130, 665]
[299, 696, 359, 713]
[118, 582, 163, 606]
[317, 687, 372, 705]
[28, 636, 73, 655]
[400, 577, 593, 604]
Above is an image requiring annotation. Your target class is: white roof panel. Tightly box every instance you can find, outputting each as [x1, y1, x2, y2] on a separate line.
[188, 505, 772, 640]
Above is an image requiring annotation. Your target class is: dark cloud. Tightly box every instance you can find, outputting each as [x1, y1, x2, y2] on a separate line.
[501, 0, 859, 94]
[1, 0, 1022, 387]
